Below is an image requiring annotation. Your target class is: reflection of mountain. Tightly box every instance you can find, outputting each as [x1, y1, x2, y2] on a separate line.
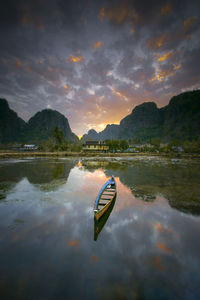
[82, 160, 200, 215]
[94, 196, 116, 241]
[0, 159, 77, 194]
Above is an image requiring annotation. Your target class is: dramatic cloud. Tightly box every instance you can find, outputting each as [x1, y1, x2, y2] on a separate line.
[68, 55, 84, 63]
[0, 0, 199, 136]
[93, 41, 102, 49]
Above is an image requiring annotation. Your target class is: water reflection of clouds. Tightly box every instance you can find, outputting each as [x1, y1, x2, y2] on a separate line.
[1, 159, 200, 299]
[106, 217, 136, 232]
[72, 168, 109, 202]
[103, 190, 200, 267]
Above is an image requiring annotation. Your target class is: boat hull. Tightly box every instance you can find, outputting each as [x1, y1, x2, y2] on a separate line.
[94, 177, 117, 221]
[94, 193, 116, 221]
[94, 195, 116, 240]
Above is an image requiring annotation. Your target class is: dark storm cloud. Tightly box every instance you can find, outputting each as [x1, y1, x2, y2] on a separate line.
[56, 0, 92, 28]
[0, 0, 22, 27]
[83, 51, 114, 86]
[0, 0, 199, 135]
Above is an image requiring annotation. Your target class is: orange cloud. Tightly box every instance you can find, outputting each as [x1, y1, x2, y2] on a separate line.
[91, 254, 99, 262]
[149, 70, 172, 82]
[68, 240, 79, 247]
[130, 28, 135, 35]
[149, 63, 181, 82]
[161, 3, 172, 16]
[157, 242, 172, 254]
[99, 7, 106, 21]
[96, 123, 107, 131]
[147, 33, 168, 50]
[157, 51, 173, 62]
[183, 16, 198, 31]
[110, 87, 129, 102]
[155, 222, 173, 234]
[152, 255, 164, 271]
[68, 55, 84, 63]
[16, 58, 22, 68]
[155, 222, 165, 232]
[99, 3, 140, 24]
[12, 234, 19, 242]
[173, 63, 181, 71]
[63, 84, 69, 91]
[93, 41, 102, 49]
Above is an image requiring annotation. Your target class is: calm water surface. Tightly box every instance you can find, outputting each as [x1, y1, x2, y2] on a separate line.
[0, 157, 200, 300]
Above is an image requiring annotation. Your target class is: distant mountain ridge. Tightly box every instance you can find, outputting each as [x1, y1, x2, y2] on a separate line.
[27, 109, 78, 143]
[82, 90, 200, 142]
[82, 124, 120, 141]
[0, 99, 78, 144]
[1, 90, 200, 144]
[0, 99, 27, 144]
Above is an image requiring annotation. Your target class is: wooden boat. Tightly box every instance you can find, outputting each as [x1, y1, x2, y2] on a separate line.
[94, 176, 117, 221]
[94, 195, 116, 241]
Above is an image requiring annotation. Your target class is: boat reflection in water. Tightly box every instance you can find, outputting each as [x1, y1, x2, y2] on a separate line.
[94, 194, 116, 241]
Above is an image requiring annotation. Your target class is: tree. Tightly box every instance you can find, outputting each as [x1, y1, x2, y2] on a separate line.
[52, 127, 65, 145]
[150, 138, 161, 148]
[112, 140, 120, 152]
[120, 140, 129, 151]
[39, 127, 68, 151]
[105, 139, 120, 152]
[69, 143, 82, 152]
[168, 139, 182, 147]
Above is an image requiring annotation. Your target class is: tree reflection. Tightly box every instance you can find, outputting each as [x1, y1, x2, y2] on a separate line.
[82, 158, 200, 215]
[0, 159, 77, 193]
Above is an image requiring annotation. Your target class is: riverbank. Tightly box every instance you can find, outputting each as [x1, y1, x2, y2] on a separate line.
[0, 151, 200, 159]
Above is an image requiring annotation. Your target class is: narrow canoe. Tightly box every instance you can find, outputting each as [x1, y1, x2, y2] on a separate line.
[94, 176, 117, 221]
[94, 195, 116, 241]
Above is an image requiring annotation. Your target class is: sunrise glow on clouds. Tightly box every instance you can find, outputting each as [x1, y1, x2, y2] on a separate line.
[0, 0, 199, 135]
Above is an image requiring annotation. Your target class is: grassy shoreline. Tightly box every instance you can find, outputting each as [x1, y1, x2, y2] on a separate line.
[0, 151, 200, 159]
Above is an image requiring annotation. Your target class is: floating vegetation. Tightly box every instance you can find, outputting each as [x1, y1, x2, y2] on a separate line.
[0, 182, 15, 201]
[36, 178, 67, 192]
[131, 188, 156, 202]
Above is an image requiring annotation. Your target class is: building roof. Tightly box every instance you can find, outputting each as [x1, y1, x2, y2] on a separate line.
[84, 141, 106, 145]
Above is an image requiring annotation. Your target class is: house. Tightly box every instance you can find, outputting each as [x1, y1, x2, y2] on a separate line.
[82, 141, 109, 152]
[171, 146, 184, 153]
[23, 144, 38, 151]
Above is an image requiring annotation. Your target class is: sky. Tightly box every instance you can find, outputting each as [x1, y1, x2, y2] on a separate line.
[0, 0, 200, 136]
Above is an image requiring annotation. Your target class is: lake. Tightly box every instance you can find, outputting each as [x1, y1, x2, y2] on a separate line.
[0, 156, 200, 300]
